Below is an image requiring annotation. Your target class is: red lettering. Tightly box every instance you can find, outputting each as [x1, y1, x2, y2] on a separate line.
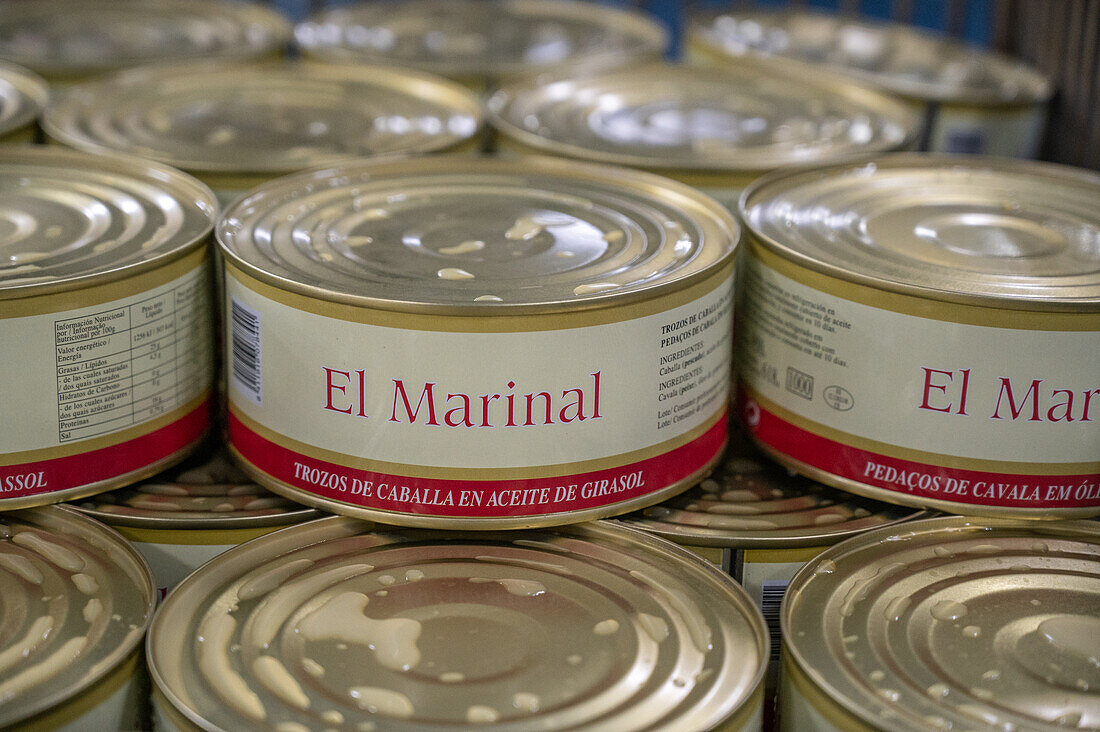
[918, 368, 955, 413]
[390, 381, 439, 424]
[991, 378, 1042, 421]
[323, 367, 353, 415]
[524, 392, 554, 426]
[445, 393, 474, 427]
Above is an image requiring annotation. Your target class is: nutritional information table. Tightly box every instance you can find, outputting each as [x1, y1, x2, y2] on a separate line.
[54, 269, 211, 443]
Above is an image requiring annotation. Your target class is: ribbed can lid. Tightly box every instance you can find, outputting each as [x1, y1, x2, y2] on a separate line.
[783, 516, 1100, 731]
[149, 517, 767, 730]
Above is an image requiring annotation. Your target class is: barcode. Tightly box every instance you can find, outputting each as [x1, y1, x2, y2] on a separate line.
[761, 580, 788, 664]
[230, 296, 262, 406]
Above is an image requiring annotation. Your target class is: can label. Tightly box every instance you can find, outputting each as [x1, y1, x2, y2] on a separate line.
[928, 103, 1046, 158]
[226, 263, 733, 519]
[0, 250, 214, 502]
[738, 244, 1099, 511]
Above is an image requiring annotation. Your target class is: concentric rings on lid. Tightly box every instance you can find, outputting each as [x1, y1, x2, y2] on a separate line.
[690, 10, 1051, 106]
[43, 61, 483, 177]
[0, 61, 47, 138]
[741, 154, 1100, 307]
[488, 62, 917, 175]
[620, 443, 927, 548]
[73, 447, 318, 529]
[0, 0, 290, 80]
[0, 146, 216, 295]
[149, 517, 767, 730]
[782, 516, 1100, 731]
[217, 155, 737, 311]
[295, 0, 667, 82]
[0, 505, 155, 727]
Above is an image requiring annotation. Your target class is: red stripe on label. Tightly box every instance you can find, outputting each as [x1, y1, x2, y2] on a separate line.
[740, 397, 1100, 509]
[0, 399, 211, 501]
[229, 412, 728, 518]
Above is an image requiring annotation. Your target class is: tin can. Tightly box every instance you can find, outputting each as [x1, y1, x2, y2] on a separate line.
[71, 441, 319, 599]
[0, 146, 217, 509]
[0, 61, 47, 143]
[149, 516, 767, 730]
[0, 505, 156, 731]
[688, 10, 1052, 158]
[737, 155, 1100, 518]
[0, 0, 291, 84]
[43, 60, 485, 207]
[295, 0, 668, 93]
[781, 515, 1100, 731]
[219, 156, 736, 528]
[619, 436, 927, 689]
[488, 61, 918, 211]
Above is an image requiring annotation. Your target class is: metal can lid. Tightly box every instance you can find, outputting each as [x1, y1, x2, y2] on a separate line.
[72, 445, 319, 529]
[0, 61, 47, 137]
[0, 145, 216, 298]
[618, 439, 927, 548]
[783, 516, 1100, 731]
[488, 62, 917, 175]
[295, 0, 667, 82]
[691, 10, 1051, 106]
[149, 517, 766, 730]
[0, 505, 155, 727]
[741, 154, 1100, 309]
[44, 61, 483, 176]
[218, 155, 737, 313]
[0, 0, 290, 79]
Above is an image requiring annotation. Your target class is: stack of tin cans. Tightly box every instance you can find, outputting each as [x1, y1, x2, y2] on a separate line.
[0, 1, 1096, 731]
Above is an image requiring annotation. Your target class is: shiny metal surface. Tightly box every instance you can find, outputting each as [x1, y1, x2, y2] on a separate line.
[296, 0, 667, 83]
[691, 9, 1051, 106]
[488, 62, 916, 175]
[0, 61, 46, 139]
[44, 61, 482, 177]
[741, 155, 1100, 308]
[619, 440, 927, 549]
[0, 0, 290, 80]
[0, 505, 155, 727]
[783, 516, 1100, 731]
[149, 516, 766, 730]
[218, 155, 736, 312]
[0, 145, 216, 297]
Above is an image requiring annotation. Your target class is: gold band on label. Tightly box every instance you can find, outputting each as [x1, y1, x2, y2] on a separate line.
[7, 652, 141, 732]
[115, 524, 288, 546]
[746, 387, 1100, 475]
[0, 247, 210, 318]
[782, 652, 876, 732]
[744, 546, 825, 564]
[227, 260, 734, 332]
[747, 238, 1100, 328]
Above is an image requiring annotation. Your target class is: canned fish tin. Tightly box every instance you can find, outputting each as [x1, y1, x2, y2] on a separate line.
[149, 516, 767, 730]
[619, 438, 926, 686]
[0, 146, 217, 509]
[688, 10, 1052, 157]
[72, 443, 319, 598]
[488, 61, 918, 210]
[0, 505, 156, 731]
[781, 516, 1100, 731]
[0, 61, 47, 143]
[737, 155, 1100, 518]
[295, 0, 668, 91]
[0, 0, 291, 83]
[43, 61, 484, 206]
[219, 155, 737, 529]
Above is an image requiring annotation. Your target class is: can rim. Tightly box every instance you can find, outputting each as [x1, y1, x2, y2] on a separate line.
[2, 505, 156, 727]
[487, 62, 921, 173]
[688, 9, 1053, 107]
[780, 515, 1100, 731]
[0, 145, 217, 300]
[0, 61, 49, 137]
[216, 153, 740, 316]
[296, 0, 668, 81]
[147, 514, 770, 731]
[0, 0, 292, 78]
[738, 152, 1100, 310]
[42, 60, 485, 176]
